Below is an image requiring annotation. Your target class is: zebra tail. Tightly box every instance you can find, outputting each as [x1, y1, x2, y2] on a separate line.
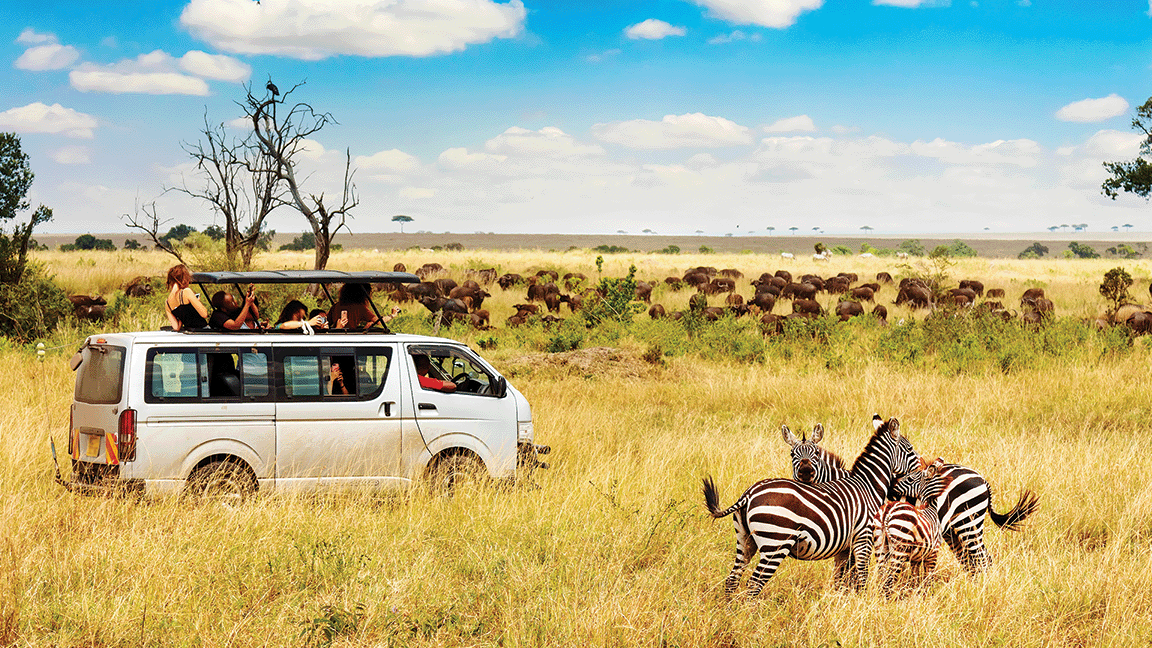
[989, 490, 1040, 532]
[701, 475, 747, 519]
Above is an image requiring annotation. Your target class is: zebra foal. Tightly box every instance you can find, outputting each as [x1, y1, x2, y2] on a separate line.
[873, 458, 952, 596]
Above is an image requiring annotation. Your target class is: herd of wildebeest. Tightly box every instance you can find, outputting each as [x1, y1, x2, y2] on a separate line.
[366, 262, 1063, 333]
[67, 260, 1152, 335]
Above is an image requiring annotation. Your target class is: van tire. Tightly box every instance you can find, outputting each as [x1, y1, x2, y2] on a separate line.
[425, 452, 486, 495]
[185, 460, 256, 506]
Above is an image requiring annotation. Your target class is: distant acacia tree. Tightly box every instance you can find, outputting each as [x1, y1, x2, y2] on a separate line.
[766, 226, 775, 235]
[1124, 223, 1134, 232]
[1048, 225, 1059, 233]
[789, 226, 798, 234]
[860, 225, 873, 233]
[392, 214, 413, 233]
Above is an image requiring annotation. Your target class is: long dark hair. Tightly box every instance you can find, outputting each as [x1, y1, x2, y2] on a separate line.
[276, 299, 308, 325]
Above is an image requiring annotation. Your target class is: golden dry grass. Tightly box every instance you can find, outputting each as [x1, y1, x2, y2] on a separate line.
[3, 248, 1152, 647]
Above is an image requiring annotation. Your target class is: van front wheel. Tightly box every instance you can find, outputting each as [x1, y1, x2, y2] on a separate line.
[186, 460, 256, 506]
[426, 453, 486, 495]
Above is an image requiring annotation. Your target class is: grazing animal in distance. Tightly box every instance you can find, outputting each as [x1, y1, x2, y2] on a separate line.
[701, 417, 908, 595]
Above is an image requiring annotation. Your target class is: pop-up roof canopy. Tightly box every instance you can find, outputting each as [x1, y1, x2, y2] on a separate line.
[191, 270, 420, 284]
[186, 269, 421, 334]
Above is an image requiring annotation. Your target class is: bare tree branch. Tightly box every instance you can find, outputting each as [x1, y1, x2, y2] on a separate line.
[123, 198, 186, 266]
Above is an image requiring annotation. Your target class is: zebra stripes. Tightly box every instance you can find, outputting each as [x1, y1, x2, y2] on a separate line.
[702, 417, 906, 595]
[873, 458, 951, 595]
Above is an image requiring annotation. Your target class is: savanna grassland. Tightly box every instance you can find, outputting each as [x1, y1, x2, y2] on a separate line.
[3, 248, 1152, 647]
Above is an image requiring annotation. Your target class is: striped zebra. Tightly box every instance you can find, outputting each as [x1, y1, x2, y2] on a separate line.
[783, 423, 849, 485]
[873, 458, 952, 596]
[702, 416, 906, 595]
[901, 457, 1039, 574]
[794, 415, 1040, 574]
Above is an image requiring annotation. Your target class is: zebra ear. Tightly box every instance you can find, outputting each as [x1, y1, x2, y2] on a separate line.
[781, 425, 800, 447]
[926, 457, 944, 476]
[886, 417, 901, 438]
[811, 423, 824, 444]
[872, 413, 883, 431]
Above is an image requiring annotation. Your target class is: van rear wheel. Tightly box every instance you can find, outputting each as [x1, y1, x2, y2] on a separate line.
[186, 460, 256, 506]
[426, 453, 486, 495]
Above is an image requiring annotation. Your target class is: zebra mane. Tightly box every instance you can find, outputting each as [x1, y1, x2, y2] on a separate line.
[849, 417, 897, 478]
[821, 448, 846, 471]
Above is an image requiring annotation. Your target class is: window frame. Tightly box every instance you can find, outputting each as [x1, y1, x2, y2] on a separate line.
[144, 346, 274, 404]
[274, 346, 394, 402]
[407, 344, 501, 398]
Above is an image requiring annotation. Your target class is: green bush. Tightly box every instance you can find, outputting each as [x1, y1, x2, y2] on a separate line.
[583, 265, 643, 327]
[593, 244, 630, 254]
[60, 233, 115, 252]
[1019, 242, 1048, 259]
[0, 262, 71, 341]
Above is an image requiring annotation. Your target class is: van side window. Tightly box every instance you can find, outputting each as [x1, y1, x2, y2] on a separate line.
[323, 355, 356, 396]
[146, 348, 272, 402]
[409, 346, 497, 396]
[149, 351, 199, 399]
[282, 354, 320, 398]
[356, 349, 392, 398]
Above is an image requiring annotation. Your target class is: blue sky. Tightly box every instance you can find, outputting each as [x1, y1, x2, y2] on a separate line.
[3, 0, 1152, 236]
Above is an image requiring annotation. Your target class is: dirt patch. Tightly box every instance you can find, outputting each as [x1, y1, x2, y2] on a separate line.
[502, 346, 660, 380]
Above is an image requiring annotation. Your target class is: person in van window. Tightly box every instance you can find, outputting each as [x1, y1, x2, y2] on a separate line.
[327, 283, 400, 330]
[164, 264, 208, 331]
[412, 354, 456, 392]
[275, 300, 327, 330]
[327, 357, 356, 395]
[210, 285, 260, 330]
[207, 353, 241, 397]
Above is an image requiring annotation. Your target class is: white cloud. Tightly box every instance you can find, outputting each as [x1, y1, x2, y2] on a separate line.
[831, 124, 861, 135]
[707, 30, 761, 44]
[692, 0, 824, 28]
[485, 126, 605, 158]
[49, 145, 91, 164]
[179, 0, 527, 60]
[1079, 129, 1143, 158]
[764, 115, 816, 133]
[356, 149, 421, 172]
[910, 137, 1041, 167]
[624, 19, 687, 40]
[15, 43, 81, 71]
[15, 28, 52, 45]
[1055, 94, 1129, 123]
[179, 51, 251, 82]
[70, 50, 211, 95]
[0, 102, 97, 138]
[586, 49, 621, 63]
[592, 113, 753, 149]
[399, 187, 435, 199]
[438, 147, 508, 170]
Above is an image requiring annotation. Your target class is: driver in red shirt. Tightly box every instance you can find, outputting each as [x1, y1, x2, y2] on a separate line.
[413, 354, 456, 392]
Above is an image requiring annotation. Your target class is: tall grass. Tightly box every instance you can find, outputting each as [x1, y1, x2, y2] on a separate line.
[3, 248, 1151, 646]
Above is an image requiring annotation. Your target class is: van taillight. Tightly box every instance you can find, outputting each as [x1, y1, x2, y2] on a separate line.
[118, 409, 137, 462]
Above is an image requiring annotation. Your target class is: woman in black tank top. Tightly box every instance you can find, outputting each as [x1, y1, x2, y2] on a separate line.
[164, 264, 208, 331]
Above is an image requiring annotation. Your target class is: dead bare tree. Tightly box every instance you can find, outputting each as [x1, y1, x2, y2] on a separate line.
[244, 80, 358, 271]
[123, 198, 187, 265]
[170, 113, 282, 269]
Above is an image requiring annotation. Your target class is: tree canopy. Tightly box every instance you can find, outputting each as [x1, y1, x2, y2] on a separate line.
[1102, 97, 1152, 201]
[0, 133, 52, 283]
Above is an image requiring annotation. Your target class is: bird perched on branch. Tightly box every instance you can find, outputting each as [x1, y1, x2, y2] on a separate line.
[266, 80, 279, 97]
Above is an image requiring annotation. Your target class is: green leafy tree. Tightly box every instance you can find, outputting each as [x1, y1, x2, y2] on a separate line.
[583, 264, 643, 327]
[1067, 241, 1100, 259]
[160, 224, 197, 246]
[123, 239, 142, 251]
[203, 224, 225, 240]
[279, 231, 316, 251]
[948, 239, 978, 257]
[1103, 97, 1152, 201]
[392, 214, 413, 233]
[1100, 267, 1133, 318]
[1018, 242, 1049, 259]
[898, 239, 925, 256]
[0, 133, 53, 284]
[61, 234, 116, 251]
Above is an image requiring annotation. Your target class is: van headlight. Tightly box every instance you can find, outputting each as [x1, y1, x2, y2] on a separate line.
[517, 421, 533, 443]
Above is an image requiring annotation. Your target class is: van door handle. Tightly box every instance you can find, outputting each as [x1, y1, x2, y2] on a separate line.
[381, 401, 395, 417]
[418, 403, 436, 411]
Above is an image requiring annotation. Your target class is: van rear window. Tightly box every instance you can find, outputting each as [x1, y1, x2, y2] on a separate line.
[75, 345, 125, 404]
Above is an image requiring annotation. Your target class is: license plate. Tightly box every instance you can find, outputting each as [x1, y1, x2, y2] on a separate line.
[85, 435, 101, 458]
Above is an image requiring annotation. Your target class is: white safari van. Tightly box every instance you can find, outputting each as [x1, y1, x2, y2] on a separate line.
[63, 270, 545, 501]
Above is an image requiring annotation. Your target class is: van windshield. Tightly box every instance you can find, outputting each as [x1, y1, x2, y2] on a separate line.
[75, 345, 126, 404]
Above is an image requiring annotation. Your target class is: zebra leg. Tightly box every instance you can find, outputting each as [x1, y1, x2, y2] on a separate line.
[724, 514, 757, 596]
[832, 550, 852, 587]
[882, 547, 910, 599]
[948, 517, 991, 574]
[847, 532, 874, 591]
[746, 536, 798, 597]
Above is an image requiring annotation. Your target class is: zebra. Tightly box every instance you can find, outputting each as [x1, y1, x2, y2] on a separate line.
[794, 414, 1040, 574]
[782, 423, 849, 485]
[702, 416, 906, 595]
[873, 457, 952, 596]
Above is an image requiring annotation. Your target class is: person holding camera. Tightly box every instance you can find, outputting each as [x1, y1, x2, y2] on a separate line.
[275, 300, 328, 330]
[209, 284, 261, 331]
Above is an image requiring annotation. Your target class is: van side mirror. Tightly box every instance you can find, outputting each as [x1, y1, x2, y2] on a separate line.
[495, 376, 507, 398]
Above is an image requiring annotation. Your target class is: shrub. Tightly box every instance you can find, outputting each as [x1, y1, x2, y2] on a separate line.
[698, 245, 714, 254]
[898, 239, 925, 256]
[279, 232, 316, 251]
[1019, 242, 1048, 259]
[60, 234, 115, 252]
[583, 265, 643, 327]
[0, 262, 71, 341]
[1067, 241, 1100, 259]
[593, 244, 630, 254]
[831, 245, 852, 256]
[1100, 267, 1133, 317]
[656, 245, 680, 255]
